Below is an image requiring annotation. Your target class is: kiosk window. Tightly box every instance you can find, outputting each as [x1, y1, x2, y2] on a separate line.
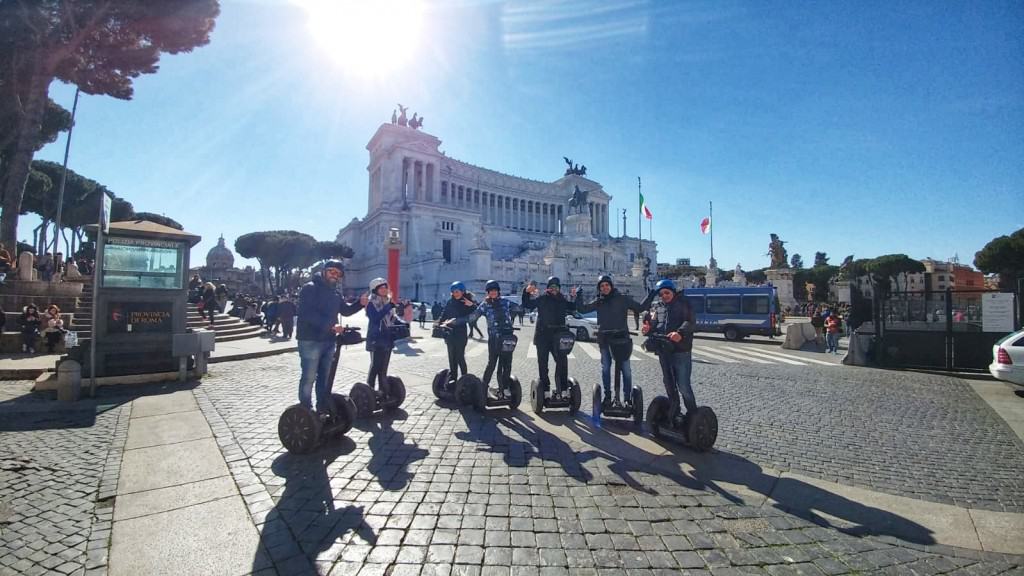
[707, 296, 741, 314]
[742, 295, 770, 315]
[102, 240, 182, 289]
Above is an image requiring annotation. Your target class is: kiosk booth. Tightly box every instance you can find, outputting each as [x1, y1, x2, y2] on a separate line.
[80, 220, 203, 377]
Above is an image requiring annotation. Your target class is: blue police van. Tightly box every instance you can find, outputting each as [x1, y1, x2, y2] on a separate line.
[683, 286, 780, 341]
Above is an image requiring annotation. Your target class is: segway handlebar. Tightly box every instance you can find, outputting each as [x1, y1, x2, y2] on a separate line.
[598, 329, 639, 336]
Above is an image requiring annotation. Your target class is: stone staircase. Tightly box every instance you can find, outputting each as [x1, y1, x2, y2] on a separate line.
[186, 304, 265, 342]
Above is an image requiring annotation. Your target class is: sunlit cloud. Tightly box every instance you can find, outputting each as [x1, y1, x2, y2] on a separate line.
[501, 0, 650, 53]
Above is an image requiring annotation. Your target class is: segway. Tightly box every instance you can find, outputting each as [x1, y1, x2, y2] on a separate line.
[591, 330, 643, 425]
[430, 324, 460, 401]
[277, 327, 361, 454]
[351, 323, 410, 418]
[466, 328, 522, 413]
[529, 328, 582, 415]
[642, 333, 718, 451]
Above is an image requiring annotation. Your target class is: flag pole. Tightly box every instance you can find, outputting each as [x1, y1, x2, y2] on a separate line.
[637, 177, 642, 254]
[709, 200, 714, 263]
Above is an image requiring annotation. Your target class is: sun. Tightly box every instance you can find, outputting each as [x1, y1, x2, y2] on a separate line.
[298, 0, 425, 77]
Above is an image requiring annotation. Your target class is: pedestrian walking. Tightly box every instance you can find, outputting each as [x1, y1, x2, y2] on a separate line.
[418, 302, 428, 328]
[277, 294, 297, 339]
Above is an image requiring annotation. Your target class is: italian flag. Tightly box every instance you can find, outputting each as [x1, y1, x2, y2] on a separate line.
[640, 192, 653, 220]
[700, 217, 711, 235]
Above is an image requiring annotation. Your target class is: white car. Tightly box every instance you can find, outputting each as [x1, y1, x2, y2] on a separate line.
[566, 312, 599, 342]
[990, 329, 1024, 386]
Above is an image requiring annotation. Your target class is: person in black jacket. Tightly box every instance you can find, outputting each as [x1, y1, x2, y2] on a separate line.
[521, 276, 577, 397]
[296, 261, 367, 413]
[437, 281, 477, 386]
[643, 279, 697, 422]
[576, 275, 647, 406]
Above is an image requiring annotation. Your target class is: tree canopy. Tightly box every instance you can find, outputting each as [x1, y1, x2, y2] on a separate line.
[865, 254, 925, 294]
[813, 252, 829, 267]
[235, 230, 335, 293]
[975, 227, 1024, 290]
[0, 0, 220, 249]
[134, 212, 184, 230]
[790, 253, 804, 269]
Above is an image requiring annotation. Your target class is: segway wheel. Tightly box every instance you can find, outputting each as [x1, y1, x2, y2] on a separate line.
[686, 406, 718, 451]
[507, 376, 522, 411]
[329, 393, 355, 436]
[646, 396, 671, 439]
[432, 369, 450, 400]
[569, 378, 581, 416]
[385, 376, 406, 411]
[530, 380, 544, 414]
[278, 404, 322, 454]
[472, 376, 488, 413]
[350, 383, 375, 419]
[592, 385, 602, 422]
[455, 375, 480, 406]
[631, 387, 644, 426]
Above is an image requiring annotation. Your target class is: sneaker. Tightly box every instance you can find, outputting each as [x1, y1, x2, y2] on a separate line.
[21, 344, 26, 352]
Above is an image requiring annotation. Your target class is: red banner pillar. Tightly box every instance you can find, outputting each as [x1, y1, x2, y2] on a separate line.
[387, 247, 401, 303]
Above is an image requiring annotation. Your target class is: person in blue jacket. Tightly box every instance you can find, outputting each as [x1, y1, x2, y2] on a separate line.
[296, 261, 367, 414]
[458, 280, 515, 392]
[365, 277, 398, 394]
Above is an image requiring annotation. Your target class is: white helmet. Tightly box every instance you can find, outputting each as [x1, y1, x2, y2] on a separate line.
[369, 277, 388, 292]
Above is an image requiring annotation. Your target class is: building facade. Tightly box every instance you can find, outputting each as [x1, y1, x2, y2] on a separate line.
[189, 235, 261, 295]
[337, 122, 657, 301]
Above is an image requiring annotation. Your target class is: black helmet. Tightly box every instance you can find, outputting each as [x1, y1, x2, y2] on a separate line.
[546, 276, 561, 288]
[323, 260, 345, 273]
[597, 274, 613, 289]
[485, 280, 500, 293]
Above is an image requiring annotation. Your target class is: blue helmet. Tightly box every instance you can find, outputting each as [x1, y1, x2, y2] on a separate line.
[450, 281, 466, 293]
[655, 278, 677, 293]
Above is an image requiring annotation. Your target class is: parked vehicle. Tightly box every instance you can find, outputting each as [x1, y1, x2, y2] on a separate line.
[565, 311, 599, 342]
[989, 328, 1024, 386]
[684, 286, 779, 341]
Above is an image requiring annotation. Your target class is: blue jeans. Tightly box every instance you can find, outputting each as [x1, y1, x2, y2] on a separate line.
[826, 332, 838, 353]
[298, 339, 335, 411]
[658, 351, 695, 414]
[599, 343, 632, 398]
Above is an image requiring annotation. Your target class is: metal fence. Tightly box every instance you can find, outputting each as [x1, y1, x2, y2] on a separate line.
[875, 288, 1018, 371]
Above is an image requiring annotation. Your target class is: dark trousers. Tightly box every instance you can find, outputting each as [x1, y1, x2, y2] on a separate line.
[280, 318, 294, 339]
[446, 337, 468, 382]
[45, 331, 62, 352]
[535, 334, 568, 392]
[482, 337, 512, 388]
[658, 351, 696, 415]
[469, 319, 484, 339]
[367, 347, 392, 391]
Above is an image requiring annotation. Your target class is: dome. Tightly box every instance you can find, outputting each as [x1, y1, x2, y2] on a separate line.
[206, 235, 235, 269]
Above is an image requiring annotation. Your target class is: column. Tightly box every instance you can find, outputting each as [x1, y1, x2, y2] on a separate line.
[557, 205, 563, 234]
[426, 163, 434, 202]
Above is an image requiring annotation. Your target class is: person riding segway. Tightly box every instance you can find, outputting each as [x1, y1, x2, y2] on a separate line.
[279, 260, 367, 454]
[431, 281, 477, 401]
[522, 277, 581, 415]
[576, 274, 647, 425]
[642, 279, 718, 450]
[454, 280, 523, 412]
[350, 278, 409, 418]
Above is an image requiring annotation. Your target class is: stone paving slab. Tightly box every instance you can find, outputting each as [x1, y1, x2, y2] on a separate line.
[129, 389, 198, 418]
[113, 475, 237, 521]
[123, 409, 212, 450]
[118, 437, 228, 494]
[109, 494, 262, 576]
[969, 509, 1024, 555]
[766, 472, 981, 550]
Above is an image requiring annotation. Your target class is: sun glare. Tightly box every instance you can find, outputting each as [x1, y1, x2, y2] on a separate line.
[298, 0, 425, 77]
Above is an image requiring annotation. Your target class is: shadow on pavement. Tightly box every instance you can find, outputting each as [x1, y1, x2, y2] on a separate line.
[0, 380, 200, 431]
[255, 439, 376, 575]
[455, 408, 594, 483]
[654, 444, 938, 546]
[357, 410, 429, 491]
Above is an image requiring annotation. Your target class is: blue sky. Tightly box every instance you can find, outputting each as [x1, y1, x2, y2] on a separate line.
[33, 0, 1024, 271]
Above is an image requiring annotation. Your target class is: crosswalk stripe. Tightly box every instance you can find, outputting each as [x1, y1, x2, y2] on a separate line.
[745, 347, 837, 366]
[525, 346, 576, 360]
[701, 346, 775, 364]
[576, 342, 603, 360]
[737, 348, 807, 365]
[688, 347, 740, 363]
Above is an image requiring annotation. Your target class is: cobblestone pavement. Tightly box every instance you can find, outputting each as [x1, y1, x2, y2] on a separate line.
[0, 390, 128, 576]
[387, 327, 1024, 512]
[196, 355, 1024, 576]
